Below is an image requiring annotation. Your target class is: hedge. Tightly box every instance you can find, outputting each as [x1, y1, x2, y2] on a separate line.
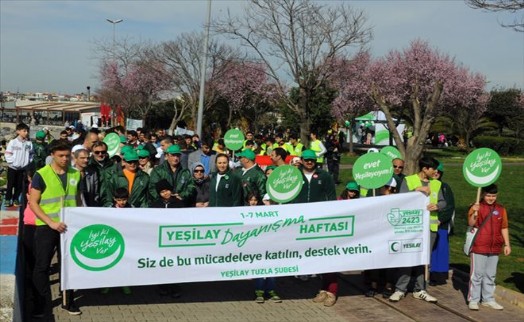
[472, 136, 524, 155]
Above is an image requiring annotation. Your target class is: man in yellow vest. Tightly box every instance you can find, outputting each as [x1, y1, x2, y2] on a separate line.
[309, 130, 326, 169]
[389, 156, 445, 304]
[288, 133, 304, 157]
[29, 141, 82, 317]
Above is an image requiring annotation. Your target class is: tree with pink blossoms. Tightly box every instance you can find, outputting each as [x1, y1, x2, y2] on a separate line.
[349, 40, 487, 173]
[213, 61, 277, 129]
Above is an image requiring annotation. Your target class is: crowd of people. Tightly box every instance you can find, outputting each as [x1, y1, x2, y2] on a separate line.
[1, 122, 510, 319]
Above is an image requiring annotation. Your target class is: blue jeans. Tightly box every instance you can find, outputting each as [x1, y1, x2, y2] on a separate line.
[255, 277, 276, 292]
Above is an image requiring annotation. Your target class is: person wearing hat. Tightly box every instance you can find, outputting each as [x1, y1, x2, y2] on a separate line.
[294, 149, 337, 307]
[339, 181, 360, 200]
[107, 150, 150, 208]
[429, 161, 455, 286]
[151, 179, 185, 208]
[190, 162, 210, 207]
[235, 149, 266, 205]
[137, 149, 153, 175]
[32, 130, 49, 171]
[149, 144, 196, 204]
[389, 156, 444, 304]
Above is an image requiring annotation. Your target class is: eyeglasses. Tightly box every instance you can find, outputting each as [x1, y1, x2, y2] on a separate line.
[194, 169, 205, 173]
[93, 151, 107, 155]
[393, 165, 404, 169]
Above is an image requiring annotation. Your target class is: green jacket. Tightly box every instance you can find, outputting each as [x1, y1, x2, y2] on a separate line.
[89, 157, 117, 207]
[235, 165, 267, 205]
[109, 167, 150, 208]
[32, 141, 48, 170]
[149, 162, 196, 204]
[209, 170, 243, 207]
[293, 168, 336, 203]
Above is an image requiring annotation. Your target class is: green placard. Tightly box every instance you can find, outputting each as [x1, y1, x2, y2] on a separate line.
[103, 133, 121, 158]
[266, 165, 303, 203]
[380, 146, 402, 160]
[223, 129, 245, 151]
[352, 153, 393, 189]
[463, 148, 502, 187]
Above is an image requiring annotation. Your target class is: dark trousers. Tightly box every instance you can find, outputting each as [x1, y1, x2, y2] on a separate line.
[6, 167, 25, 202]
[327, 160, 340, 183]
[33, 225, 74, 315]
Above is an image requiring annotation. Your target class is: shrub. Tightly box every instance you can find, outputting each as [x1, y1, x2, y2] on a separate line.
[472, 136, 524, 156]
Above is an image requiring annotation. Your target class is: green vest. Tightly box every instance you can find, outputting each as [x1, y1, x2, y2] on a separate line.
[405, 174, 441, 232]
[35, 165, 80, 226]
[309, 140, 324, 163]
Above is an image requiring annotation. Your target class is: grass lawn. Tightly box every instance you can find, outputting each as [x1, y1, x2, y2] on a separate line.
[337, 152, 524, 293]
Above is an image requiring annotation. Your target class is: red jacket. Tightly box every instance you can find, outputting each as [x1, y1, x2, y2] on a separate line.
[469, 202, 508, 255]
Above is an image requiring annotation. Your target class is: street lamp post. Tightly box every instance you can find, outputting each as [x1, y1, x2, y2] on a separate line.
[106, 18, 123, 47]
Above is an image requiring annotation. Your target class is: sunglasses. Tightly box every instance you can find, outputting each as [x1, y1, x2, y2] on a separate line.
[93, 151, 107, 155]
[303, 159, 316, 162]
[393, 165, 404, 169]
[194, 169, 205, 173]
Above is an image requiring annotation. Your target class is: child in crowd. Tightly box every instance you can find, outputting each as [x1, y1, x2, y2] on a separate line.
[4, 123, 33, 207]
[467, 184, 510, 311]
[249, 192, 281, 304]
[151, 179, 184, 298]
[339, 181, 360, 200]
[101, 188, 133, 295]
[151, 179, 185, 208]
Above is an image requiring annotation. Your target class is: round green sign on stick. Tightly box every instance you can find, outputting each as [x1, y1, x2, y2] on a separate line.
[223, 129, 245, 151]
[103, 133, 121, 158]
[463, 148, 502, 187]
[352, 153, 393, 189]
[380, 146, 402, 160]
[266, 165, 303, 203]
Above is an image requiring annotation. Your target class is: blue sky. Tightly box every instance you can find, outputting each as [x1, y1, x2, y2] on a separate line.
[1, 0, 523, 95]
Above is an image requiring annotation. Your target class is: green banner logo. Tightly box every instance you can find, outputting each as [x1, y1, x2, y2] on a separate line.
[224, 129, 245, 151]
[463, 148, 502, 187]
[266, 165, 303, 203]
[70, 224, 125, 271]
[352, 153, 393, 189]
[103, 133, 121, 158]
[380, 146, 402, 160]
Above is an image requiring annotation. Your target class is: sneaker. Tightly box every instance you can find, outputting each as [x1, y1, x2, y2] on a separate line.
[389, 290, 405, 302]
[365, 288, 377, 297]
[312, 290, 327, 303]
[61, 303, 82, 315]
[268, 290, 282, 303]
[100, 287, 110, 294]
[481, 301, 504, 310]
[324, 292, 337, 307]
[255, 290, 265, 303]
[468, 302, 479, 310]
[413, 290, 437, 303]
[122, 286, 132, 295]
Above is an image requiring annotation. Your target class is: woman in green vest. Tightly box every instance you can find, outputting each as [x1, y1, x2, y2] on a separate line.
[209, 153, 243, 207]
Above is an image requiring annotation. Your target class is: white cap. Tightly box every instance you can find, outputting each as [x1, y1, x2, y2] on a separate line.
[155, 147, 163, 159]
[72, 144, 86, 153]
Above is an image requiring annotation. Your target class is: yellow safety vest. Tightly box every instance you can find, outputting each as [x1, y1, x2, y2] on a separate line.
[292, 143, 304, 157]
[309, 140, 324, 163]
[35, 165, 80, 226]
[405, 174, 441, 232]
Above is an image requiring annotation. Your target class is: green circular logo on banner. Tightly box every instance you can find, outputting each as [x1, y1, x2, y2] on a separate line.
[266, 165, 303, 203]
[223, 129, 245, 151]
[380, 146, 402, 160]
[463, 148, 502, 187]
[103, 133, 121, 158]
[352, 153, 393, 189]
[70, 224, 125, 271]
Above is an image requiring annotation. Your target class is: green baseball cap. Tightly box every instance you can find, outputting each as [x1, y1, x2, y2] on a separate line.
[346, 181, 359, 191]
[166, 144, 182, 155]
[120, 145, 134, 155]
[123, 150, 139, 162]
[137, 149, 150, 158]
[119, 135, 127, 143]
[301, 149, 317, 160]
[437, 161, 444, 172]
[35, 131, 46, 140]
[238, 149, 256, 161]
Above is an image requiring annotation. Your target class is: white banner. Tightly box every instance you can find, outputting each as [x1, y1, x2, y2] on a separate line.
[61, 192, 430, 290]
